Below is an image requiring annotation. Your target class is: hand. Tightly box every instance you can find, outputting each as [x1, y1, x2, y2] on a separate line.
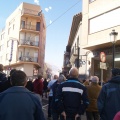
[61, 111, 66, 120]
[75, 114, 80, 120]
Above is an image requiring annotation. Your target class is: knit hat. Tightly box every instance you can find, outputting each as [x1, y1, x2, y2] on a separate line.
[112, 68, 120, 76]
[91, 76, 99, 83]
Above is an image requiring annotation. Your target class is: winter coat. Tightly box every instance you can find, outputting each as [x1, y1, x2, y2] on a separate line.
[55, 78, 89, 117]
[86, 82, 101, 112]
[97, 76, 120, 120]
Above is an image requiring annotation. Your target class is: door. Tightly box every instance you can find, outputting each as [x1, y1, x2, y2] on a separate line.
[36, 22, 40, 31]
[34, 52, 38, 62]
[21, 20, 25, 29]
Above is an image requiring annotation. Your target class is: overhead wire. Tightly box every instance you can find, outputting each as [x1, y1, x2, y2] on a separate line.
[46, 0, 81, 28]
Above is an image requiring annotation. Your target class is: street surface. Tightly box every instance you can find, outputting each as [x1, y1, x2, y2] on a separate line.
[42, 97, 86, 120]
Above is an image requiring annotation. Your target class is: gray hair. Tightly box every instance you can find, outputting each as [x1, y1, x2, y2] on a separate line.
[58, 74, 66, 83]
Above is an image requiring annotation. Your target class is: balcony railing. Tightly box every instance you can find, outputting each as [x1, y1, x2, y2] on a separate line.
[18, 56, 38, 62]
[21, 8, 42, 16]
[21, 24, 38, 31]
[20, 39, 39, 47]
[70, 46, 78, 58]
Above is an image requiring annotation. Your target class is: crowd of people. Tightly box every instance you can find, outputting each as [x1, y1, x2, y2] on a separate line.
[0, 63, 120, 120]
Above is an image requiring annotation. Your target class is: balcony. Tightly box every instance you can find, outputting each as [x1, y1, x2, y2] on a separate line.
[21, 8, 42, 19]
[18, 56, 38, 62]
[20, 24, 40, 33]
[70, 47, 78, 63]
[19, 39, 39, 47]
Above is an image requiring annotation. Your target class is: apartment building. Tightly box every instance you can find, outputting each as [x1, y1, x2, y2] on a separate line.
[82, 0, 120, 81]
[0, 2, 46, 77]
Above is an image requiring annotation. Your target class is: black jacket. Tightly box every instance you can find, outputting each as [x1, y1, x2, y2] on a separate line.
[55, 78, 89, 117]
[0, 72, 7, 82]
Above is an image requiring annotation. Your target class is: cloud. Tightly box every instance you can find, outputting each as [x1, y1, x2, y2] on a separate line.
[49, 6, 52, 10]
[45, 8, 49, 12]
[34, 0, 39, 5]
[45, 6, 52, 12]
[49, 20, 52, 24]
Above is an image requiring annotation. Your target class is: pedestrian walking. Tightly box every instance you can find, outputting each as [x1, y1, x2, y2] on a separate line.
[47, 74, 58, 120]
[97, 68, 120, 120]
[86, 76, 101, 120]
[0, 69, 16, 92]
[0, 64, 7, 82]
[33, 74, 44, 96]
[42, 78, 48, 98]
[55, 67, 89, 120]
[0, 70, 45, 120]
[51, 74, 66, 120]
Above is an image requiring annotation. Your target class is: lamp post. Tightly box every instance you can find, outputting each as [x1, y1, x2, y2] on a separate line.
[77, 46, 80, 69]
[109, 30, 118, 69]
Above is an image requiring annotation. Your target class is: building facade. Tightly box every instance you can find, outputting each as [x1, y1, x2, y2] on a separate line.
[63, 13, 88, 79]
[0, 2, 46, 77]
[82, 0, 120, 82]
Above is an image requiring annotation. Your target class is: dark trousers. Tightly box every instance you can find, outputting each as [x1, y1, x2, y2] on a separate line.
[48, 96, 53, 117]
[52, 111, 59, 120]
[86, 111, 100, 120]
[60, 116, 81, 120]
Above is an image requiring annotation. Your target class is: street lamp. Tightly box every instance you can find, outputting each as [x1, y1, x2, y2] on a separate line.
[77, 46, 80, 69]
[109, 30, 118, 69]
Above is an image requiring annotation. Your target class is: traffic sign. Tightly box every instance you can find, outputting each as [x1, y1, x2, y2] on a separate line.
[100, 52, 106, 62]
[100, 62, 107, 70]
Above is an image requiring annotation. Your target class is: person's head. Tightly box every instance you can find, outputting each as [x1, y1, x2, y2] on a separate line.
[53, 75, 58, 79]
[37, 74, 43, 79]
[58, 74, 66, 83]
[10, 70, 27, 86]
[0, 64, 4, 72]
[10, 69, 17, 76]
[91, 76, 99, 83]
[69, 67, 79, 78]
[111, 68, 120, 77]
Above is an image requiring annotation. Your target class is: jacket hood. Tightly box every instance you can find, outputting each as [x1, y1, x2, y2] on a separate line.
[109, 76, 120, 83]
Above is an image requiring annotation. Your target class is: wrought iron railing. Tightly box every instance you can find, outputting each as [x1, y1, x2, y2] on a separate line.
[18, 56, 38, 62]
[21, 24, 37, 31]
[20, 39, 39, 47]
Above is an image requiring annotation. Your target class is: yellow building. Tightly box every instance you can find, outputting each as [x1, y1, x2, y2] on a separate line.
[0, 2, 46, 77]
[82, 0, 120, 81]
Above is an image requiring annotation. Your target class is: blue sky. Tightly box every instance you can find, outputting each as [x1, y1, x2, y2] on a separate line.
[0, 0, 82, 69]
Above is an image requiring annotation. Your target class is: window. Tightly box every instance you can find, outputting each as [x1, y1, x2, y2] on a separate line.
[1, 33, 5, 40]
[0, 45, 4, 51]
[13, 24, 15, 30]
[8, 27, 11, 35]
[89, 0, 95, 3]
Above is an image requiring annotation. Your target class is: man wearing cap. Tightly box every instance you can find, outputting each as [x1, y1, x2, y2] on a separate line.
[86, 76, 101, 120]
[97, 68, 120, 120]
[55, 67, 89, 120]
